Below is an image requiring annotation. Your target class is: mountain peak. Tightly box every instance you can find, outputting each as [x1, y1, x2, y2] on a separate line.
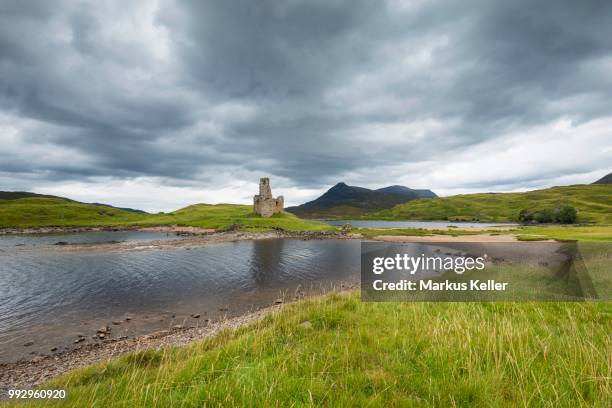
[593, 172, 612, 184]
[286, 182, 437, 218]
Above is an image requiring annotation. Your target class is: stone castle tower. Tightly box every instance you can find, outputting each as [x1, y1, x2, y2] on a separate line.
[253, 177, 284, 217]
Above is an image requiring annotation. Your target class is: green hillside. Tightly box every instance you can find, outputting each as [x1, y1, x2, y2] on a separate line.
[368, 184, 612, 224]
[0, 198, 332, 231]
[0, 197, 147, 228]
[0, 191, 68, 201]
[146, 204, 334, 231]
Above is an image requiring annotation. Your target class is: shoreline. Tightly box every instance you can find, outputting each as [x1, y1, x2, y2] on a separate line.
[372, 233, 523, 242]
[0, 223, 519, 236]
[0, 225, 217, 236]
[0, 303, 284, 389]
[2, 226, 531, 254]
[4, 228, 356, 253]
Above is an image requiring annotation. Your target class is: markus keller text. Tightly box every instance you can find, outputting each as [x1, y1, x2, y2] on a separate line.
[372, 279, 509, 291]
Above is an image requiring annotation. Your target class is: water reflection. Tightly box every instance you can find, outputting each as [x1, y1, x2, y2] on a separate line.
[250, 239, 286, 286]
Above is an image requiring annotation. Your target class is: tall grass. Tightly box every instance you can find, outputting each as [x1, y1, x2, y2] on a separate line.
[10, 292, 611, 407]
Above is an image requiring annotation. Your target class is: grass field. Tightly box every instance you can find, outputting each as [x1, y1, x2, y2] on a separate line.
[8, 292, 610, 407]
[367, 184, 612, 224]
[0, 198, 332, 231]
[355, 227, 485, 239]
[0, 198, 146, 227]
[514, 225, 612, 242]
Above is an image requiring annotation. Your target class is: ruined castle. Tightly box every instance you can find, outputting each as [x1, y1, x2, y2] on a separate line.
[253, 177, 284, 217]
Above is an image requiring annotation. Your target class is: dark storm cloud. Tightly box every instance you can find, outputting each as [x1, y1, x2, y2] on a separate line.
[0, 0, 611, 197]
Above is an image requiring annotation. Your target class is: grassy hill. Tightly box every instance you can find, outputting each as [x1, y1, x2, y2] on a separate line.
[367, 184, 612, 224]
[16, 292, 610, 407]
[0, 191, 69, 201]
[0, 197, 332, 231]
[146, 204, 334, 231]
[0, 197, 147, 228]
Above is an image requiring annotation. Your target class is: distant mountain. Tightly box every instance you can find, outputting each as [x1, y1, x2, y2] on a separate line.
[376, 185, 437, 198]
[593, 172, 612, 184]
[286, 182, 436, 218]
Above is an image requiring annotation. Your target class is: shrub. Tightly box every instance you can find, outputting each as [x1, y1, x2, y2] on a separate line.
[518, 205, 577, 224]
[554, 205, 577, 224]
[534, 208, 555, 223]
[518, 209, 533, 223]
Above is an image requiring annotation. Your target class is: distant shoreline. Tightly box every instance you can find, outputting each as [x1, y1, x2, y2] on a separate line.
[0, 225, 216, 236]
[1, 225, 525, 253]
[3, 228, 354, 254]
[0, 221, 521, 236]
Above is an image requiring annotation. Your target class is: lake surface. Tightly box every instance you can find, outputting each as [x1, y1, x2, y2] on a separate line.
[314, 220, 517, 228]
[0, 230, 184, 249]
[0, 234, 359, 362]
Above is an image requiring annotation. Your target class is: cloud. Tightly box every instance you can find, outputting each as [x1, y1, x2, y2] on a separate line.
[0, 0, 611, 211]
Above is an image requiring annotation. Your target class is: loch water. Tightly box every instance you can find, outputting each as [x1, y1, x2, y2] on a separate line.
[0, 233, 360, 362]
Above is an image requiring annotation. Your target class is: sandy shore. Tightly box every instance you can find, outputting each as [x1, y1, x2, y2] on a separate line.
[372, 234, 522, 243]
[423, 226, 517, 232]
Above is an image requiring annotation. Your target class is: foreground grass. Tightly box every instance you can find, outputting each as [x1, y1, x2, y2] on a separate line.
[0, 198, 332, 231]
[368, 184, 612, 224]
[9, 292, 610, 407]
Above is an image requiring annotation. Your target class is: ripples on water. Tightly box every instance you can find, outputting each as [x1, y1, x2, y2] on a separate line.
[0, 233, 360, 362]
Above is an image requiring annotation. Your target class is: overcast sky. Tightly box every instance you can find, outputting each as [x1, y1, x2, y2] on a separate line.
[1, 0, 611, 212]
